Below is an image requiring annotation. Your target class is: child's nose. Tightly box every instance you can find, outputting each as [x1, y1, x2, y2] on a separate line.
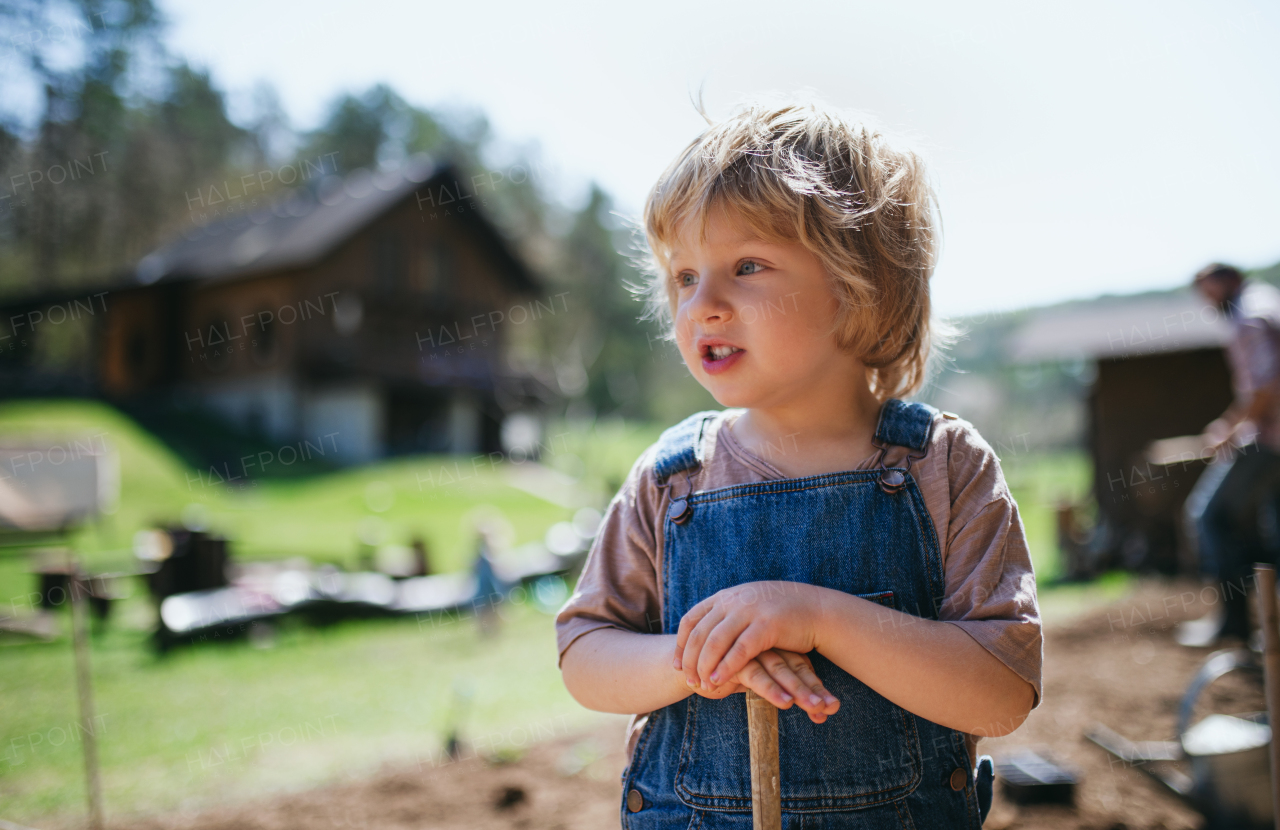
[685, 280, 734, 325]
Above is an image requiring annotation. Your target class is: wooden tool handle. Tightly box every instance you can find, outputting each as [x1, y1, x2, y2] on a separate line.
[1254, 564, 1280, 830]
[746, 690, 781, 830]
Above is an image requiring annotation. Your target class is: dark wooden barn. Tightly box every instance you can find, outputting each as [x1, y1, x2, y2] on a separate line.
[0, 157, 555, 464]
[1010, 290, 1235, 575]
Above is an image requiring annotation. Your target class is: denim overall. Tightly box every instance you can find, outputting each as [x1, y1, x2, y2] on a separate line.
[621, 400, 994, 829]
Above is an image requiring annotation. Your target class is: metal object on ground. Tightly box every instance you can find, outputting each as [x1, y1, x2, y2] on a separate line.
[1088, 647, 1272, 829]
[746, 690, 781, 830]
[143, 531, 586, 650]
[994, 748, 1078, 805]
[1178, 649, 1272, 828]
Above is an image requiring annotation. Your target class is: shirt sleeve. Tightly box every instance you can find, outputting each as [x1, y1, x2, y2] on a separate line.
[555, 447, 664, 666]
[935, 423, 1044, 708]
[1236, 319, 1280, 392]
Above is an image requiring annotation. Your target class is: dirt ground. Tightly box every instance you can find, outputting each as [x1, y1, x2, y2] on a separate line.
[121, 580, 1267, 830]
[980, 580, 1265, 830]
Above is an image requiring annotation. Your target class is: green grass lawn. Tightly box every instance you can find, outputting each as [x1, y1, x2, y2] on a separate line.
[0, 399, 661, 825]
[1, 602, 603, 822]
[0, 399, 1111, 827]
[1002, 449, 1092, 581]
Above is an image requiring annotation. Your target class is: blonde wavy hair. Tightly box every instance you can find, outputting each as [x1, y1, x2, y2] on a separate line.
[641, 102, 941, 402]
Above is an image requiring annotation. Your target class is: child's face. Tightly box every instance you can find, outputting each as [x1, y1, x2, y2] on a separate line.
[667, 208, 861, 411]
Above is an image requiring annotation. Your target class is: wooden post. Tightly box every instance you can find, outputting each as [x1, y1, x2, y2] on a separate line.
[746, 690, 781, 830]
[70, 569, 105, 830]
[1255, 564, 1280, 830]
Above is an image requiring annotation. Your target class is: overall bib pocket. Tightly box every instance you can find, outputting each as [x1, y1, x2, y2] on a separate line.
[672, 591, 923, 813]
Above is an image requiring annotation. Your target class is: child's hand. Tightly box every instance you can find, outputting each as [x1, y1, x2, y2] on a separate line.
[684, 648, 839, 723]
[674, 582, 839, 715]
[675, 581, 821, 686]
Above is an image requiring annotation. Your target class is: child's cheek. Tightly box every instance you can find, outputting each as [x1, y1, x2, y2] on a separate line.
[673, 316, 697, 359]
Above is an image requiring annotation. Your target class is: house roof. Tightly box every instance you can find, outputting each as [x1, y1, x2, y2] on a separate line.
[0, 155, 538, 308]
[1006, 289, 1232, 364]
[135, 155, 538, 292]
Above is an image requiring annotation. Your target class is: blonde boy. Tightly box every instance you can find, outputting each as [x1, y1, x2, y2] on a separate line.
[557, 103, 1041, 828]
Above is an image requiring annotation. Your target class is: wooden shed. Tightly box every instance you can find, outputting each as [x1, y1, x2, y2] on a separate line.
[1009, 290, 1235, 574]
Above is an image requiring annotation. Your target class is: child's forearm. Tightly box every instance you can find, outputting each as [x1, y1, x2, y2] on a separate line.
[560, 628, 692, 714]
[811, 587, 1034, 737]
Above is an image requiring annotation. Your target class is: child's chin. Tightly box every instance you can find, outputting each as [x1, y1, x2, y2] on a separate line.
[701, 383, 758, 409]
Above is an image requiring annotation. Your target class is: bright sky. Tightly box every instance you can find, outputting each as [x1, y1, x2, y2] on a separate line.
[155, 0, 1280, 316]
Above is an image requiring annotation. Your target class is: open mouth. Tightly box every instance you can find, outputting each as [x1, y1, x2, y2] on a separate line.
[699, 342, 744, 374]
[704, 344, 743, 362]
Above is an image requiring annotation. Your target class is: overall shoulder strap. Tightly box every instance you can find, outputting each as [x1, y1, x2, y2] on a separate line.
[873, 399, 938, 452]
[652, 410, 721, 483]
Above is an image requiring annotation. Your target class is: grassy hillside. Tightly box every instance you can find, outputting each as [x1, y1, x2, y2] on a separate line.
[0, 399, 663, 599]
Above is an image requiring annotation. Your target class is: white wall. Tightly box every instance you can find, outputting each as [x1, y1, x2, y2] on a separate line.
[447, 392, 480, 455]
[196, 374, 298, 441]
[301, 383, 385, 465]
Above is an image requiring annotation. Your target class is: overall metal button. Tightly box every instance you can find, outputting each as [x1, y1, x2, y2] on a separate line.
[879, 469, 907, 493]
[667, 498, 691, 524]
[626, 788, 645, 812]
[949, 767, 968, 791]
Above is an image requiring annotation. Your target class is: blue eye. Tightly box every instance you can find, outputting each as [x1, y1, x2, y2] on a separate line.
[738, 261, 763, 275]
[677, 272, 698, 287]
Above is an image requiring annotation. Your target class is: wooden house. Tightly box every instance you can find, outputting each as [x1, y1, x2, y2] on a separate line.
[0, 157, 552, 464]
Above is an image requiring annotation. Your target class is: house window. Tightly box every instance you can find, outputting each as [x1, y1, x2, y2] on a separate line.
[252, 318, 277, 365]
[419, 243, 454, 300]
[126, 329, 148, 374]
[200, 315, 233, 372]
[374, 232, 405, 293]
[333, 293, 363, 336]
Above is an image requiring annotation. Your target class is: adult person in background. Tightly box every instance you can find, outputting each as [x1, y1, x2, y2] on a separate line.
[1182, 263, 1280, 646]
